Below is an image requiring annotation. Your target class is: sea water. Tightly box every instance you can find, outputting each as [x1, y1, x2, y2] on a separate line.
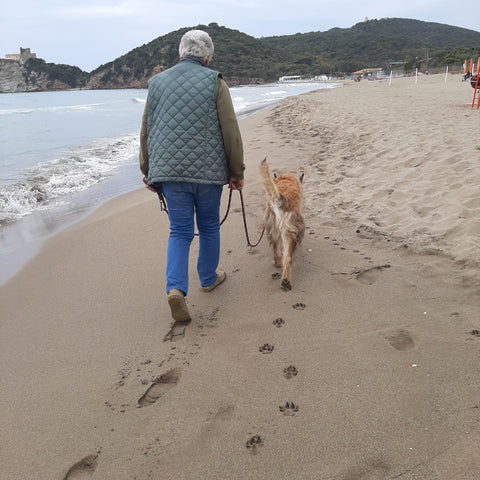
[0, 82, 340, 282]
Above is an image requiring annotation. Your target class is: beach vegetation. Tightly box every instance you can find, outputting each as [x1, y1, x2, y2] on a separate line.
[24, 58, 88, 88]
[434, 46, 480, 66]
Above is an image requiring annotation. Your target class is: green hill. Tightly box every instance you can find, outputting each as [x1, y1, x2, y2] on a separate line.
[262, 18, 480, 74]
[86, 19, 480, 88]
[9, 18, 480, 92]
[85, 23, 281, 89]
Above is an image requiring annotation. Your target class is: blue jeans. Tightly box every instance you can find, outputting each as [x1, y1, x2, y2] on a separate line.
[161, 182, 223, 295]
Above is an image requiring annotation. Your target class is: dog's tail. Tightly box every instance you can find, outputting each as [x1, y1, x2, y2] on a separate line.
[260, 157, 281, 204]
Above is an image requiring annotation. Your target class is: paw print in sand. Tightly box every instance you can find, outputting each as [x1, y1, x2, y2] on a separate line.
[273, 318, 285, 328]
[259, 343, 274, 354]
[246, 435, 264, 452]
[279, 401, 299, 415]
[293, 302, 306, 310]
[283, 365, 298, 379]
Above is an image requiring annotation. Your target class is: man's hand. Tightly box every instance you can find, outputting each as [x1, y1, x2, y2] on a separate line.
[143, 176, 156, 192]
[229, 177, 244, 190]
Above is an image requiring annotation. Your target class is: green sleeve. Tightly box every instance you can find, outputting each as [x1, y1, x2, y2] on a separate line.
[139, 99, 149, 176]
[217, 78, 245, 180]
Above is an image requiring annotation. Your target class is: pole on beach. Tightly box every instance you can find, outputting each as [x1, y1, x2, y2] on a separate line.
[389, 70, 392, 87]
[472, 59, 480, 109]
[477, 59, 480, 109]
[415, 68, 418, 85]
[444, 66, 448, 84]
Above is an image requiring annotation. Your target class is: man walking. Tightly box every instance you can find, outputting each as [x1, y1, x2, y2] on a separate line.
[140, 30, 244, 322]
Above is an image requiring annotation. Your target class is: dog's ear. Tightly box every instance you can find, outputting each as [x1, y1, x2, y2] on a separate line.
[299, 173, 304, 184]
[274, 172, 278, 179]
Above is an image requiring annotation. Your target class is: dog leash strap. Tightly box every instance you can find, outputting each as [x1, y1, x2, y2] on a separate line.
[238, 189, 265, 248]
[219, 188, 233, 226]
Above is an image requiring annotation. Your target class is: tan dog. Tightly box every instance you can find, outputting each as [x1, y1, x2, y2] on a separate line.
[260, 158, 305, 290]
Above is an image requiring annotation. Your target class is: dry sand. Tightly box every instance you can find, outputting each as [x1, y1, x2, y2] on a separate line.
[1, 74, 480, 480]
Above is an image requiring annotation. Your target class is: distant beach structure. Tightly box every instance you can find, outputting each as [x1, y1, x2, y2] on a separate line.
[279, 75, 329, 83]
[351, 67, 385, 80]
[4, 47, 36, 63]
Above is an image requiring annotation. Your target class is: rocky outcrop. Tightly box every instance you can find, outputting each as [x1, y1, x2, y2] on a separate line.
[0, 59, 69, 93]
[84, 64, 165, 90]
[0, 60, 28, 93]
[85, 67, 262, 89]
[85, 69, 149, 90]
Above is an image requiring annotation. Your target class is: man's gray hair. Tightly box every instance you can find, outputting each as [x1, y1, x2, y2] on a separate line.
[179, 30, 214, 61]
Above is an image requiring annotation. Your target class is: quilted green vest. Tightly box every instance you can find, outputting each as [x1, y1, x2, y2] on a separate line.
[146, 57, 229, 186]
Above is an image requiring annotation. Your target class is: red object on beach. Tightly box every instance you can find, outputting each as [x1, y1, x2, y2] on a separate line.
[472, 57, 480, 108]
[472, 75, 480, 109]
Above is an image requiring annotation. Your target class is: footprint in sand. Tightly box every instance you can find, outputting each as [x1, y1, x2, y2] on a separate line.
[63, 455, 97, 480]
[355, 264, 391, 285]
[203, 405, 235, 438]
[163, 321, 189, 342]
[138, 368, 181, 407]
[386, 329, 415, 351]
[341, 457, 390, 479]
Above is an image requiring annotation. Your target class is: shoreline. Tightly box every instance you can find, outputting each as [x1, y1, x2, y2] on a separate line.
[0, 157, 142, 285]
[2, 74, 480, 479]
[0, 82, 342, 285]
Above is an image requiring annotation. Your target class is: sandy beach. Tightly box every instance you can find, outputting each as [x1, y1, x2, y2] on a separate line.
[1, 74, 480, 479]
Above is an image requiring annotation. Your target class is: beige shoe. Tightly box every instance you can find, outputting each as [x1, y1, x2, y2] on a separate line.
[200, 270, 226, 292]
[167, 289, 191, 322]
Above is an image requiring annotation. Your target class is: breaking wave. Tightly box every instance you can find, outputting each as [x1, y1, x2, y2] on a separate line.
[0, 134, 139, 225]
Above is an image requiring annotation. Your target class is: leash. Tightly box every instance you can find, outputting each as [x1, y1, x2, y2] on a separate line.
[220, 188, 265, 248]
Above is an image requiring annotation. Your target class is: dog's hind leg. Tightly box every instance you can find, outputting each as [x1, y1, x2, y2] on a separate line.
[280, 232, 297, 290]
[265, 208, 283, 267]
[273, 237, 283, 267]
[268, 227, 282, 267]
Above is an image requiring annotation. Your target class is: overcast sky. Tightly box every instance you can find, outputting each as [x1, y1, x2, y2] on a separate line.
[1, 0, 478, 72]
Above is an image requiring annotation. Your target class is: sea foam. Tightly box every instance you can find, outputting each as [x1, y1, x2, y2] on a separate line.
[0, 134, 139, 224]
